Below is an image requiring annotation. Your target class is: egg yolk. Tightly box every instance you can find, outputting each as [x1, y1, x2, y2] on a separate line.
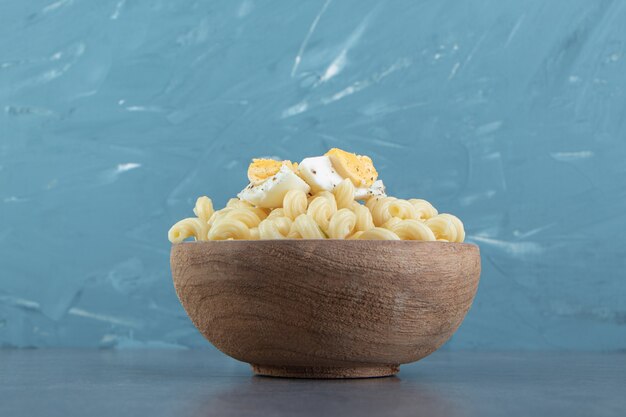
[325, 148, 378, 187]
[247, 159, 298, 184]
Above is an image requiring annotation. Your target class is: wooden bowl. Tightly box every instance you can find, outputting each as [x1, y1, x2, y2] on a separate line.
[171, 240, 480, 378]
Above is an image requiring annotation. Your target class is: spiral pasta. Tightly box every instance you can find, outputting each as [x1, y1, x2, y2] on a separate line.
[381, 216, 402, 229]
[367, 197, 397, 226]
[428, 213, 465, 242]
[258, 219, 286, 239]
[425, 215, 458, 242]
[226, 198, 269, 220]
[307, 193, 337, 231]
[333, 179, 355, 210]
[273, 216, 293, 236]
[220, 208, 262, 228]
[290, 214, 325, 239]
[388, 219, 436, 241]
[168, 218, 208, 243]
[283, 190, 308, 220]
[168, 149, 466, 243]
[327, 208, 357, 239]
[408, 199, 438, 220]
[169, 193, 465, 243]
[347, 231, 364, 239]
[266, 208, 286, 220]
[351, 201, 375, 232]
[193, 196, 214, 222]
[388, 199, 418, 220]
[208, 219, 250, 240]
[358, 227, 400, 240]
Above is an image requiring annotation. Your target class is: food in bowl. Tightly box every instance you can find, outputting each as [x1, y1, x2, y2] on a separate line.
[168, 148, 465, 242]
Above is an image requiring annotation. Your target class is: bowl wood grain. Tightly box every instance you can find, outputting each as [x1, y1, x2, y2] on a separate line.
[171, 240, 480, 378]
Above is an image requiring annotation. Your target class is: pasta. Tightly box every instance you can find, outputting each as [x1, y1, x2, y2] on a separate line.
[426, 213, 465, 242]
[273, 216, 293, 236]
[258, 219, 286, 239]
[226, 198, 269, 220]
[327, 208, 357, 239]
[348, 231, 364, 239]
[408, 199, 438, 220]
[388, 219, 436, 241]
[283, 190, 308, 220]
[290, 214, 325, 239]
[388, 199, 418, 220]
[220, 208, 262, 228]
[351, 201, 375, 232]
[306, 192, 337, 232]
[333, 179, 355, 210]
[168, 149, 466, 242]
[358, 227, 400, 240]
[266, 208, 286, 220]
[367, 197, 397, 226]
[169, 192, 465, 243]
[425, 215, 458, 242]
[168, 217, 208, 243]
[381, 216, 402, 229]
[208, 219, 250, 240]
[169, 193, 465, 242]
[193, 196, 214, 222]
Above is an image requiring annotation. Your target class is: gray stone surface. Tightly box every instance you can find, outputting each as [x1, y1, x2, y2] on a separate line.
[1, 349, 624, 416]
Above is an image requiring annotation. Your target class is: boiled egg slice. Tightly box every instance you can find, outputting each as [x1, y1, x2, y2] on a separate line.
[298, 153, 385, 200]
[297, 156, 344, 193]
[248, 158, 298, 185]
[354, 179, 386, 200]
[238, 164, 310, 208]
[325, 148, 378, 188]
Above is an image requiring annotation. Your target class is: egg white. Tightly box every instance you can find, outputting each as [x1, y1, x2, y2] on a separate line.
[238, 165, 310, 208]
[355, 179, 386, 200]
[298, 155, 386, 200]
[297, 156, 344, 193]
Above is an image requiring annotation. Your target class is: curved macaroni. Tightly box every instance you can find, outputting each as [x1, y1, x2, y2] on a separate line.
[220, 208, 262, 228]
[387, 219, 436, 241]
[207, 219, 250, 240]
[283, 189, 308, 220]
[351, 202, 375, 232]
[307, 194, 337, 231]
[273, 216, 293, 236]
[436, 213, 465, 242]
[327, 208, 357, 239]
[258, 219, 286, 239]
[226, 198, 248, 208]
[168, 218, 208, 243]
[333, 179, 355, 210]
[347, 231, 364, 239]
[168, 151, 466, 242]
[290, 214, 325, 239]
[408, 199, 438, 220]
[308, 191, 338, 211]
[358, 227, 401, 240]
[381, 216, 402, 229]
[193, 196, 214, 222]
[266, 208, 286, 220]
[425, 215, 457, 242]
[226, 198, 268, 220]
[388, 199, 418, 220]
[367, 197, 397, 226]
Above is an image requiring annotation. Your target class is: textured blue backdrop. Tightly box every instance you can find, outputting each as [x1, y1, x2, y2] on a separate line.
[1, 0, 625, 349]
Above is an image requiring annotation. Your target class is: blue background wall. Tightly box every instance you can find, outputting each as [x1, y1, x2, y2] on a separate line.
[1, 0, 625, 349]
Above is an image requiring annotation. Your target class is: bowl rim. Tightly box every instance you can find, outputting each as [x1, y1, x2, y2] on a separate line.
[172, 240, 479, 249]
